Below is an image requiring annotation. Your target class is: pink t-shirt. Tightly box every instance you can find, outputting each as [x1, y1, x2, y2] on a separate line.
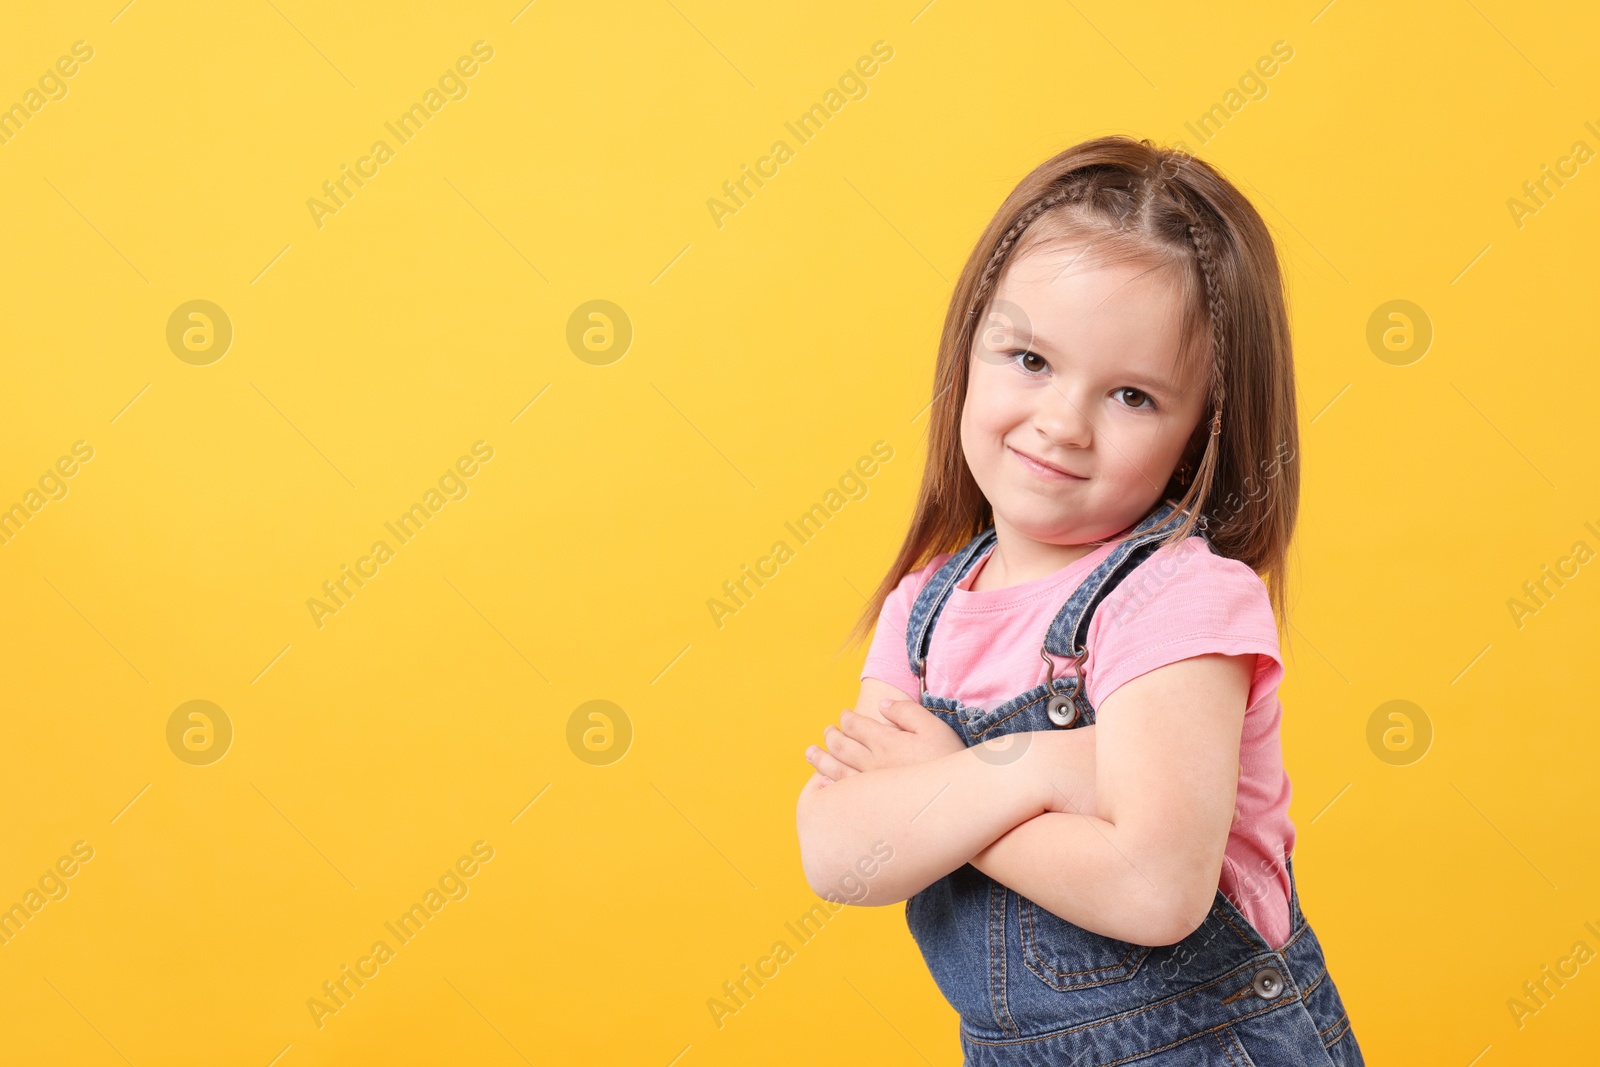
[860, 533, 1297, 950]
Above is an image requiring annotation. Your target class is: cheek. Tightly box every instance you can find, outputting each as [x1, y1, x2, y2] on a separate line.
[962, 373, 1016, 437]
[959, 379, 986, 439]
[1099, 426, 1168, 477]
[960, 390, 1006, 460]
[958, 402, 982, 468]
[959, 400, 1008, 487]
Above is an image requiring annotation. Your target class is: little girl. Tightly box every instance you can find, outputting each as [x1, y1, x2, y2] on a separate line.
[795, 136, 1364, 1066]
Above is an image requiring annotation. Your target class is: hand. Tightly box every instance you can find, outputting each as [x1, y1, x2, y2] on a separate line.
[799, 769, 834, 796]
[805, 698, 966, 781]
[1004, 727, 1099, 819]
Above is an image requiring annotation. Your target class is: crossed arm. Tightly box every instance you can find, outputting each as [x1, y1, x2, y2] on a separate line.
[794, 655, 1253, 947]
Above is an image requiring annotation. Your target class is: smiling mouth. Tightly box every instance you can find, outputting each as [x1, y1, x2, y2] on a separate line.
[1009, 446, 1086, 481]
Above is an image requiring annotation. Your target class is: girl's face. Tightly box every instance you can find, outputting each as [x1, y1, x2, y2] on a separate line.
[960, 241, 1208, 559]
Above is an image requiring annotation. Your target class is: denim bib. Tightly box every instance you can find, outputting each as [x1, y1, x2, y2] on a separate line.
[902, 498, 1365, 1065]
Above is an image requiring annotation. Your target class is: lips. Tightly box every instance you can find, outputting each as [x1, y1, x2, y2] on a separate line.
[1009, 446, 1085, 480]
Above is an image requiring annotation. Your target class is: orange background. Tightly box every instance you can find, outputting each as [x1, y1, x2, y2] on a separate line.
[1, 1, 1596, 1063]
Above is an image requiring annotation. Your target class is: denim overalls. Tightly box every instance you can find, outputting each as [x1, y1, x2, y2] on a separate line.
[902, 498, 1364, 1066]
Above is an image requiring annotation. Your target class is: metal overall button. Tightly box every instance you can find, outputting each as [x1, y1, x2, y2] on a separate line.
[1251, 966, 1285, 1000]
[1036, 646, 1088, 729]
[1041, 645, 1088, 728]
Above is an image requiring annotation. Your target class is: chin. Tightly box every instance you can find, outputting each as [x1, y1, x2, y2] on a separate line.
[996, 509, 1076, 543]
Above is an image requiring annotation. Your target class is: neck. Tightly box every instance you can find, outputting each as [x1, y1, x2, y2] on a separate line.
[980, 516, 1100, 588]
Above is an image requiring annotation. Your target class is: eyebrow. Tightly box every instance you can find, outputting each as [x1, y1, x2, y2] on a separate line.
[1014, 331, 1179, 396]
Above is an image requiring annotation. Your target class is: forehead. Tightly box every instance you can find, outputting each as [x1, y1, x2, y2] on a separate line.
[984, 240, 1200, 390]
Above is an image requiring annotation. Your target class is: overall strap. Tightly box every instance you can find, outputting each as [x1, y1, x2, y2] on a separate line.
[899, 500, 1208, 707]
[903, 525, 999, 694]
[1042, 499, 1196, 659]
[1040, 498, 1209, 720]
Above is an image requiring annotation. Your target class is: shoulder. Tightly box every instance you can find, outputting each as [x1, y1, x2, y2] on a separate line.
[862, 550, 957, 651]
[860, 551, 956, 687]
[1084, 536, 1283, 710]
[882, 552, 955, 617]
[1095, 536, 1274, 635]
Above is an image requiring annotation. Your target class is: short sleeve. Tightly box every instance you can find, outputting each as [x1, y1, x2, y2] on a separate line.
[1083, 538, 1285, 713]
[859, 557, 948, 697]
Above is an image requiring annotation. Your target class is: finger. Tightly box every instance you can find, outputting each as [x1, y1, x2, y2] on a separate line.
[837, 708, 897, 742]
[879, 699, 933, 731]
[822, 724, 873, 769]
[806, 744, 856, 780]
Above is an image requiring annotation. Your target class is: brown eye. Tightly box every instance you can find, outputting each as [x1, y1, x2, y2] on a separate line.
[1116, 387, 1154, 409]
[1011, 351, 1048, 374]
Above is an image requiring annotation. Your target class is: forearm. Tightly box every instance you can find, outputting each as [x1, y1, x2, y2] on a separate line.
[796, 746, 1044, 906]
[970, 726, 1186, 945]
[967, 724, 1102, 893]
[969, 811, 1188, 945]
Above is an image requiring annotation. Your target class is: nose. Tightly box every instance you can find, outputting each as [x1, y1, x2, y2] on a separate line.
[1032, 386, 1094, 448]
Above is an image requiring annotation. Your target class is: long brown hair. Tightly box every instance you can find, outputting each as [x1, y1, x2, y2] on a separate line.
[843, 135, 1299, 654]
